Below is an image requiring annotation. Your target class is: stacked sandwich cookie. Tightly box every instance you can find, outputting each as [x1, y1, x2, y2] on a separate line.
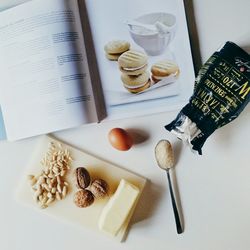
[104, 40, 130, 61]
[121, 72, 151, 94]
[118, 50, 151, 94]
[151, 60, 180, 83]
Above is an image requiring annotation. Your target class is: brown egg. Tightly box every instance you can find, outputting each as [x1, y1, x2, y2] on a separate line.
[108, 128, 133, 151]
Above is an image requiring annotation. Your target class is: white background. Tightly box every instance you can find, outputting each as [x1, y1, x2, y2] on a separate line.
[0, 0, 250, 250]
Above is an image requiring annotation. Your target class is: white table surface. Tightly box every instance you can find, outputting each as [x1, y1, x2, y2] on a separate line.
[1, 1, 250, 250]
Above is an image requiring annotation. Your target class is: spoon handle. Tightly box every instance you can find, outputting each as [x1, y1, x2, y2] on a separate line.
[124, 20, 156, 31]
[166, 170, 183, 234]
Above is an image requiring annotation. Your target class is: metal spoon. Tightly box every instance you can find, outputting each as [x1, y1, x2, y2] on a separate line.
[155, 140, 183, 234]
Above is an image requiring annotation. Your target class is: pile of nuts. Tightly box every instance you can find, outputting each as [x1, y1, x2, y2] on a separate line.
[28, 142, 73, 209]
[74, 167, 108, 208]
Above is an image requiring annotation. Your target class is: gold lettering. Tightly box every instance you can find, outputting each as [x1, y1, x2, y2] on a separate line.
[235, 81, 250, 99]
[199, 90, 207, 99]
[204, 94, 213, 104]
[223, 76, 230, 84]
[210, 99, 219, 109]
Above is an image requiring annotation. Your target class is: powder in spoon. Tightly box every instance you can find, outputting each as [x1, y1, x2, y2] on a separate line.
[155, 140, 174, 169]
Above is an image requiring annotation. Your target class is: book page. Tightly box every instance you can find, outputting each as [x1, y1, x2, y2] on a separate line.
[0, 0, 98, 141]
[85, 0, 195, 120]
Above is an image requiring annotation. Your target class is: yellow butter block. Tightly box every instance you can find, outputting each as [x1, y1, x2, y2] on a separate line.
[98, 179, 140, 236]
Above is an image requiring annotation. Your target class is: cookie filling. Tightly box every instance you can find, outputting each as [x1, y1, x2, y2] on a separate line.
[152, 74, 176, 80]
[107, 52, 122, 56]
[152, 71, 179, 80]
[123, 79, 150, 89]
[122, 63, 147, 71]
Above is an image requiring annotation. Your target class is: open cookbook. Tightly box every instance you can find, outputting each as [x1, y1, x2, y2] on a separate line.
[0, 0, 194, 141]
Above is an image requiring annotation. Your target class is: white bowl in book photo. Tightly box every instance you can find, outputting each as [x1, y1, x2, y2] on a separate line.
[126, 12, 177, 56]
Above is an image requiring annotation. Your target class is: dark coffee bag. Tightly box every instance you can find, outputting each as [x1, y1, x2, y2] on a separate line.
[165, 42, 250, 154]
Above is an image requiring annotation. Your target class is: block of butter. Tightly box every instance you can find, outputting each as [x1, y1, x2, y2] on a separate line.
[98, 179, 140, 236]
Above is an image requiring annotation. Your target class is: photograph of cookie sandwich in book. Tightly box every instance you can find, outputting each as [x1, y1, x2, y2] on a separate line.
[86, 0, 194, 116]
